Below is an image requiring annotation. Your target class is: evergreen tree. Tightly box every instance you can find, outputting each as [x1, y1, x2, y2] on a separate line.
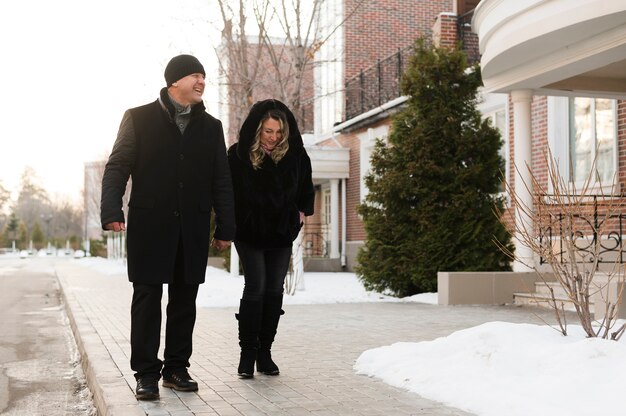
[17, 222, 28, 250]
[5, 214, 19, 242]
[356, 39, 513, 297]
[31, 221, 45, 249]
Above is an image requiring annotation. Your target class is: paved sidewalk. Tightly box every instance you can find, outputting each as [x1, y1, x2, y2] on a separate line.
[55, 259, 557, 416]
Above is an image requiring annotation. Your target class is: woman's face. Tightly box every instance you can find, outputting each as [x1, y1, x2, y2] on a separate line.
[259, 118, 282, 152]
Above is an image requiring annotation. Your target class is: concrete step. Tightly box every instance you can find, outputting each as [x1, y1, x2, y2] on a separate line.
[534, 281, 570, 297]
[513, 291, 584, 312]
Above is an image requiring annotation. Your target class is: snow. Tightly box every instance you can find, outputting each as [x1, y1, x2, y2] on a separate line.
[355, 321, 626, 416]
[35, 256, 626, 415]
[70, 256, 436, 307]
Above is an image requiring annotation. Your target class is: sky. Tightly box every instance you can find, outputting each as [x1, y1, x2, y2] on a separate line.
[0, 0, 219, 204]
[18, 254, 626, 416]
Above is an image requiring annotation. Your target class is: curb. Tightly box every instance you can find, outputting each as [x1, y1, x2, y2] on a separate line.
[56, 265, 145, 416]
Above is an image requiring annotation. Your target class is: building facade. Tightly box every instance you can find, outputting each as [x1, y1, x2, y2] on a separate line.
[310, 0, 478, 271]
[473, 0, 626, 272]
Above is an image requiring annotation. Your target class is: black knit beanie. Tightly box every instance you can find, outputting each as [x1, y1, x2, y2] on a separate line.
[164, 54, 205, 86]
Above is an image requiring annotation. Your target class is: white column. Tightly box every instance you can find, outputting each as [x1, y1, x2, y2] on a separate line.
[330, 179, 340, 259]
[511, 89, 534, 272]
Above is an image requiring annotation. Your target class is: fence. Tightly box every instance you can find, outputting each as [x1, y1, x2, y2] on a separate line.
[301, 222, 330, 257]
[539, 194, 626, 265]
[344, 14, 481, 121]
[344, 47, 413, 121]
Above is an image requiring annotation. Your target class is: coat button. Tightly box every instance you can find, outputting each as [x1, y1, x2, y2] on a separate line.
[178, 182, 184, 189]
[179, 154, 184, 161]
[174, 211, 180, 217]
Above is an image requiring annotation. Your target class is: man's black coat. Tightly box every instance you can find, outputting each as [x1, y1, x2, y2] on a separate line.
[101, 88, 235, 284]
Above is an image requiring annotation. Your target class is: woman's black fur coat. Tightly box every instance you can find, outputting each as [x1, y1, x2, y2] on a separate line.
[228, 99, 315, 248]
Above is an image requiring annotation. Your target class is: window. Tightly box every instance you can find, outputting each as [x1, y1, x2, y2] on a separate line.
[548, 97, 617, 190]
[569, 98, 615, 184]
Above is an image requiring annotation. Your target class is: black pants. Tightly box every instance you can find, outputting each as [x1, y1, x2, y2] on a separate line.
[130, 239, 199, 380]
[235, 241, 291, 302]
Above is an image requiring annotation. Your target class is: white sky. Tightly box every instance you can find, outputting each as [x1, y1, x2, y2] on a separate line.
[0, 0, 220, 204]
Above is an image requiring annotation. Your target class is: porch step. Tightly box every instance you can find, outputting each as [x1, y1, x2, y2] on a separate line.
[513, 291, 580, 312]
[534, 281, 570, 297]
[514, 280, 589, 311]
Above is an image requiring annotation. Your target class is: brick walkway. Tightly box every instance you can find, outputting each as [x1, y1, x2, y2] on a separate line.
[55, 259, 556, 416]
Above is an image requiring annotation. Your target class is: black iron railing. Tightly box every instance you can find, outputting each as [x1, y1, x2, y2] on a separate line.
[301, 222, 329, 257]
[539, 195, 626, 265]
[344, 46, 414, 121]
[343, 13, 481, 122]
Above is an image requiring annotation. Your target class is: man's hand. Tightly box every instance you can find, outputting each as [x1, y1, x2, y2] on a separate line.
[104, 222, 126, 232]
[211, 238, 231, 251]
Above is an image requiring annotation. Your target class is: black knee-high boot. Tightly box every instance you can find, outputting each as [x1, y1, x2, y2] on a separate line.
[257, 294, 284, 375]
[236, 299, 263, 378]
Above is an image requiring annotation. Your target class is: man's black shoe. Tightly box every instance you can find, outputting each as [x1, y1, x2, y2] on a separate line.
[135, 377, 159, 400]
[162, 371, 199, 392]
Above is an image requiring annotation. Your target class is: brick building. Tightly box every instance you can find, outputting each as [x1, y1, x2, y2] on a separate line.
[217, 36, 315, 146]
[307, 0, 479, 271]
[473, 0, 626, 273]
[310, 0, 626, 277]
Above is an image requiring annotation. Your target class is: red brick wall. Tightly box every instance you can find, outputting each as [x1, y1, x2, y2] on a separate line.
[344, 0, 451, 82]
[433, 13, 458, 48]
[531, 96, 549, 189]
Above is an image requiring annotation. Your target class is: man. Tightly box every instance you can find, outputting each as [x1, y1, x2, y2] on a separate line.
[101, 54, 235, 400]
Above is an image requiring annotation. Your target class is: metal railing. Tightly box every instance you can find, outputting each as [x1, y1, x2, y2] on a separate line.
[343, 13, 481, 122]
[539, 194, 626, 265]
[344, 46, 414, 121]
[301, 222, 330, 257]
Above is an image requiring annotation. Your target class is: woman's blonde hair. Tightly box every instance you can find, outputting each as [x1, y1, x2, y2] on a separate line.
[249, 110, 290, 169]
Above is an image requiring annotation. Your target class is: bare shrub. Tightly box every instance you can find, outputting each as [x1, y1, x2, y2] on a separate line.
[497, 150, 626, 340]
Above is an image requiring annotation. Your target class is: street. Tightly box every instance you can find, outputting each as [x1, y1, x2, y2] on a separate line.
[0, 257, 95, 415]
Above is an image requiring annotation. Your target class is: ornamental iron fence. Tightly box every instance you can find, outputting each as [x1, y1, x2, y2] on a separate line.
[538, 194, 626, 266]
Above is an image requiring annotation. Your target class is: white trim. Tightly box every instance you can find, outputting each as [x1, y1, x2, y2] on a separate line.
[332, 96, 408, 133]
[359, 125, 389, 203]
[547, 96, 570, 188]
[473, 0, 626, 96]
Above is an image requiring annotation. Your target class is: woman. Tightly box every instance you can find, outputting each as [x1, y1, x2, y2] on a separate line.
[228, 99, 315, 378]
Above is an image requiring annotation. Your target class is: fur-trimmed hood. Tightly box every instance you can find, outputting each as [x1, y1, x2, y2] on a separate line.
[234, 99, 304, 164]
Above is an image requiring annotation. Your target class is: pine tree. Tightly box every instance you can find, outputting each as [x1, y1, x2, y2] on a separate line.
[31, 221, 45, 249]
[356, 39, 513, 297]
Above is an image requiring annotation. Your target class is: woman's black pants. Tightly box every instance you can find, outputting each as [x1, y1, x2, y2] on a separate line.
[235, 241, 291, 301]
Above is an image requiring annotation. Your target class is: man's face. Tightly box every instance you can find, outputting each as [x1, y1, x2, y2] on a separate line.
[172, 73, 205, 106]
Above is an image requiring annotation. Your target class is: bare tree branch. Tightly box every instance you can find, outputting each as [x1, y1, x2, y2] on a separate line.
[499, 148, 626, 339]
